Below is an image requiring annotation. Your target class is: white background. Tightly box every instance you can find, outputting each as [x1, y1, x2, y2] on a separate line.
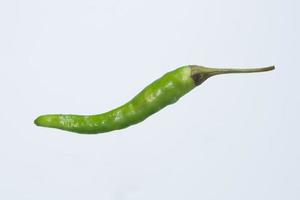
[0, 0, 299, 199]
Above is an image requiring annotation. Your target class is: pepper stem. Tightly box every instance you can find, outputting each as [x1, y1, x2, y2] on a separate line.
[206, 65, 275, 76]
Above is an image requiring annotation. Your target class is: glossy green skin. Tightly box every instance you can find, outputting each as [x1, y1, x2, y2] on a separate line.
[34, 66, 196, 134]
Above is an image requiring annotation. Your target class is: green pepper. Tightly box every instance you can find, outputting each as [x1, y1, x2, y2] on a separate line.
[34, 65, 274, 134]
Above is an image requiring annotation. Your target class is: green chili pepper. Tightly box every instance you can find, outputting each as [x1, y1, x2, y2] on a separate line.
[34, 65, 274, 134]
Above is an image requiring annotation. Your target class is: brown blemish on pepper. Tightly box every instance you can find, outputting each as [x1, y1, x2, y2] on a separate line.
[191, 73, 202, 86]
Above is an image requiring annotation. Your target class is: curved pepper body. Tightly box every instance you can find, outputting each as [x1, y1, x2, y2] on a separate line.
[35, 66, 196, 133]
